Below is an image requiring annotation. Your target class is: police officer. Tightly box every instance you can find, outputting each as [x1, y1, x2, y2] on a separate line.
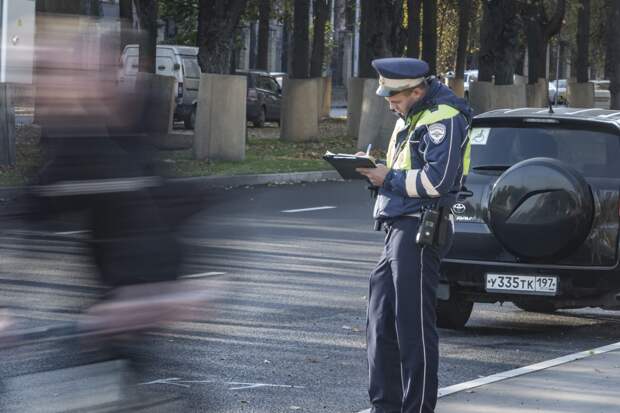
[356, 58, 472, 413]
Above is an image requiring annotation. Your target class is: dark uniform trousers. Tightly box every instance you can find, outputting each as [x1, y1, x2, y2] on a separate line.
[367, 216, 446, 413]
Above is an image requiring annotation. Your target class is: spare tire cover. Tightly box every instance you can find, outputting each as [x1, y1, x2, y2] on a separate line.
[487, 157, 593, 260]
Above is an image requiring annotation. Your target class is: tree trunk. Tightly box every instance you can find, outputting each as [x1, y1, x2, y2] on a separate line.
[119, 0, 134, 54]
[422, 0, 437, 74]
[524, 0, 566, 84]
[477, 0, 494, 82]
[197, 0, 249, 74]
[477, 0, 520, 84]
[358, 0, 372, 77]
[455, 0, 472, 80]
[576, 0, 591, 83]
[292, 0, 311, 78]
[257, 0, 271, 71]
[358, 0, 406, 78]
[407, 0, 422, 58]
[607, 0, 620, 109]
[310, 0, 330, 77]
[133, 0, 158, 74]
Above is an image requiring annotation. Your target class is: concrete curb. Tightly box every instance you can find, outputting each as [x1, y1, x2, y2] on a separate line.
[0, 170, 344, 200]
[175, 170, 342, 189]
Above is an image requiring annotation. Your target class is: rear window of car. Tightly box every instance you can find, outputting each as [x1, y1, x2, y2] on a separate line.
[469, 125, 620, 178]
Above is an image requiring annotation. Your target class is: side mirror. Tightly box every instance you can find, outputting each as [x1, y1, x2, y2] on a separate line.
[173, 63, 181, 71]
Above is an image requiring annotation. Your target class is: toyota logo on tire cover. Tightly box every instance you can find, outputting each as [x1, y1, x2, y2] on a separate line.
[452, 203, 466, 214]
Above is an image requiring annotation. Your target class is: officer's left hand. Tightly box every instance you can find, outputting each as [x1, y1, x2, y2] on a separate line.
[357, 164, 389, 187]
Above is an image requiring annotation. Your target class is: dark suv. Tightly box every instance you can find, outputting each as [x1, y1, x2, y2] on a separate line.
[236, 70, 283, 127]
[438, 107, 620, 328]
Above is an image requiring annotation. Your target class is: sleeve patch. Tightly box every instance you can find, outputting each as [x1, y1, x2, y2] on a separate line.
[428, 123, 447, 144]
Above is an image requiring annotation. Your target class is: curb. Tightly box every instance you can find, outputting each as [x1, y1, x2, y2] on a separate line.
[0, 170, 343, 200]
[175, 170, 342, 189]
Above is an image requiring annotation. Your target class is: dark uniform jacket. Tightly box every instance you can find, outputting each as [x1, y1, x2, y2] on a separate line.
[374, 79, 473, 219]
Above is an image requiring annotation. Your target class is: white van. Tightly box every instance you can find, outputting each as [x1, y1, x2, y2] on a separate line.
[119, 45, 201, 129]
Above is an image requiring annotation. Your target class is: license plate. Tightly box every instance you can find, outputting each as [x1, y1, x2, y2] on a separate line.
[485, 273, 558, 295]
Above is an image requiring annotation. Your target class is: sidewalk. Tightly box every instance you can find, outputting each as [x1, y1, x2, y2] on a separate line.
[436, 344, 620, 412]
[358, 342, 620, 413]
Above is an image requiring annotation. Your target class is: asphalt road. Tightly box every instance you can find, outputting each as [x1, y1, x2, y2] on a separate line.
[2, 180, 620, 412]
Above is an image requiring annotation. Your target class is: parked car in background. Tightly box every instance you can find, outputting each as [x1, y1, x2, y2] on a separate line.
[438, 107, 620, 329]
[236, 70, 283, 127]
[549, 79, 567, 105]
[119, 44, 200, 129]
[464, 70, 478, 100]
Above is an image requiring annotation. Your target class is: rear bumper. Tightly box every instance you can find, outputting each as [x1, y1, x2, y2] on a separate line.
[441, 260, 620, 306]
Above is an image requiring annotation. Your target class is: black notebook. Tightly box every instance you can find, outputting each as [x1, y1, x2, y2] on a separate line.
[323, 151, 377, 180]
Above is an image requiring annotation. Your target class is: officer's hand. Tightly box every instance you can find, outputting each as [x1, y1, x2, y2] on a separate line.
[356, 164, 389, 187]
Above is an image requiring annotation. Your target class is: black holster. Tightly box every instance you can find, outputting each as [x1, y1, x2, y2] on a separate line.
[416, 206, 451, 247]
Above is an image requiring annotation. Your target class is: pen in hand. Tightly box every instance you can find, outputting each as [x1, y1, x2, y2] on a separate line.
[366, 144, 372, 156]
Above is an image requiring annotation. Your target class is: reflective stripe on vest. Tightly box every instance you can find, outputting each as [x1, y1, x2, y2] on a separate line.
[463, 130, 472, 176]
[387, 105, 460, 171]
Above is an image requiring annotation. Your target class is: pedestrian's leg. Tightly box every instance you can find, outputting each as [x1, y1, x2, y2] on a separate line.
[390, 219, 440, 413]
[367, 239, 402, 413]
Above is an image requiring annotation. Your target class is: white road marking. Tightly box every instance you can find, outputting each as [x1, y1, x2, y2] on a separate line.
[564, 108, 599, 115]
[437, 340, 620, 397]
[281, 206, 337, 213]
[180, 271, 227, 279]
[54, 230, 90, 236]
[503, 108, 530, 114]
[357, 340, 620, 412]
[140, 378, 304, 391]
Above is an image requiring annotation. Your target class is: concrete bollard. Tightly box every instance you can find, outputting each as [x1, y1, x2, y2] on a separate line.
[493, 84, 527, 109]
[469, 81, 527, 115]
[316, 77, 332, 120]
[346, 77, 366, 138]
[357, 78, 395, 152]
[526, 79, 549, 108]
[469, 81, 495, 115]
[567, 82, 595, 108]
[280, 78, 319, 141]
[194, 73, 247, 161]
[448, 78, 465, 98]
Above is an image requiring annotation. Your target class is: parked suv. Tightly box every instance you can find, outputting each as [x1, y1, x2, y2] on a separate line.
[236, 70, 283, 127]
[438, 107, 620, 328]
[118, 45, 201, 129]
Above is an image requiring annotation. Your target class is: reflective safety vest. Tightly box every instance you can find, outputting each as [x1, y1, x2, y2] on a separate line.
[386, 104, 468, 172]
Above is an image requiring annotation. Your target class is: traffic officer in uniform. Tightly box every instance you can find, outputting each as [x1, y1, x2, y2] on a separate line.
[356, 58, 472, 413]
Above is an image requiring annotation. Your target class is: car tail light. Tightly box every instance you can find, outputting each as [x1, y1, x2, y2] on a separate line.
[247, 88, 258, 100]
[177, 82, 184, 97]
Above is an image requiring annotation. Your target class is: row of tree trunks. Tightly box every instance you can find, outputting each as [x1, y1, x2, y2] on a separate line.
[478, 0, 521, 85]
[421, 0, 437, 74]
[358, 0, 405, 78]
[607, 0, 620, 109]
[454, 0, 472, 82]
[310, 0, 330, 78]
[197, 0, 248, 74]
[292, 0, 311, 78]
[407, 0, 422, 59]
[576, 0, 591, 83]
[256, 0, 271, 71]
[524, 0, 566, 85]
[133, 0, 158, 74]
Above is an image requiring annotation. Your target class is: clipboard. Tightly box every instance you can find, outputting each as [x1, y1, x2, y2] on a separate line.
[323, 151, 377, 180]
